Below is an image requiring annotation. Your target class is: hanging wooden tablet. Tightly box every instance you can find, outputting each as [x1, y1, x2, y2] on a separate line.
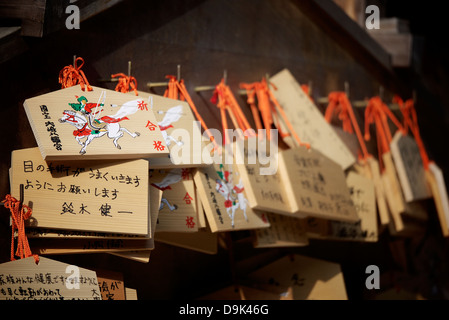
[334, 171, 377, 240]
[11, 147, 150, 235]
[233, 137, 293, 215]
[382, 151, 407, 232]
[23, 85, 169, 160]
[323, 92, 388, 228]
[193, 162, 270, 232]
[109, 186, 162, 262]
[151, 168, 198, 232]
[323, 171, 378, 242]
[364, 97, 411, 233]
[0, 256, 101, 300]
[252, 213, 309, 248]
[247, 254, 348, 300]
[383, 153, 428, 234]
[277, 146, 359, 222]
[26, 181, 161, 241]
[29, 181, 162, 255]
[393, 96, 448, 236]
[96, 269, 126, 300]
[390, 131, 432, 202]
[353, 158, 390, 227]
[426, 163, 449, 237]
[366, 157, 390, 226]
[269, 69, 355, 170]
[133, 90, 211, 168]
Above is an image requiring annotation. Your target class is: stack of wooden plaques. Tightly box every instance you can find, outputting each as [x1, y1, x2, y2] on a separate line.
[238, 69, 447, 248]
[240, 69, 379, 248]
[10, 84, 217, 262]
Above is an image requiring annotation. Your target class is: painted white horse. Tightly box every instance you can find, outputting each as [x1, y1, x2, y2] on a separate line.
[215, 177, 249, 228]
[59, 110, 140, 154]
[156, 105, 184, 147]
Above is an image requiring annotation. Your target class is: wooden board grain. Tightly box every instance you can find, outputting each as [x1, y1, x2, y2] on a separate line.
[11, 147, 150, 235]
[194, 162, 270, 232]
[390, 131, 432, 202]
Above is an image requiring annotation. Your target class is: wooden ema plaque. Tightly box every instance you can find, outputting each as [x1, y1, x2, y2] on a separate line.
[0, 257, 101, 300]
[193, 162, 270, 233]
[150, 168, 198, 232]
[27, 179, 162, 255]
[132, 90, 212, 169]
[23, 85, 169, 160]
[269, 69, 355, 170]
[11, 147, 150, 235]
[277, 146, 359, 222]
[233, 137, 357, 223]
[233, 137, 293, 215]
[426, 162, 449, 237]
[390, 131, 432, 202]
[381, 151, 406, 231]
[247, 254, 348, 300]
[363, 157, 390, 227]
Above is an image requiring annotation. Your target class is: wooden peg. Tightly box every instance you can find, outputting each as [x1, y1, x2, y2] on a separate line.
[177, 64, 181, 82]
[194, 85, 216, 92]
[223, 69, 228, 85]
[344, 81, 350, 98]
[265, 73, 270, 82]
[147, 81, 169, 88]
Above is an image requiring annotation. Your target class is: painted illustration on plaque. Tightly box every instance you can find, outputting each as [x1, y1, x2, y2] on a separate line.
[59, 91, 141, 154]
[150, 168, 183, 212]
[215, 164, 249, 227]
